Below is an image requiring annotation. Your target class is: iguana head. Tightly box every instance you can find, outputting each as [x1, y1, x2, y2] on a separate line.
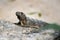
[16, 11, 27, 21]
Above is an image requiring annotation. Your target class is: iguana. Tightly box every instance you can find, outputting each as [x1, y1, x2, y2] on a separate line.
[14, 11, 48, 28]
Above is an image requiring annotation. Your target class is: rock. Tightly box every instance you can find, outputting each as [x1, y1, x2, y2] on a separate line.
[0, 20, 60, 40]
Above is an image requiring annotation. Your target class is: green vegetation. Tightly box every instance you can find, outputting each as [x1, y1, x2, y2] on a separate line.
[38, 12, 42, 17]
[28, 12, 42, 17]
[28, 12, 35, 15]
[41, 23, 60, 31]
[8, 0, 16, 2]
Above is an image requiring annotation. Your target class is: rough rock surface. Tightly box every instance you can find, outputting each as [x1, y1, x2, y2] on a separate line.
[0, 20, 60, 40]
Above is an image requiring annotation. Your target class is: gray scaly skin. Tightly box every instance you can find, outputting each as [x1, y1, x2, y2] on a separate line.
[14, 11, 48, 28]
